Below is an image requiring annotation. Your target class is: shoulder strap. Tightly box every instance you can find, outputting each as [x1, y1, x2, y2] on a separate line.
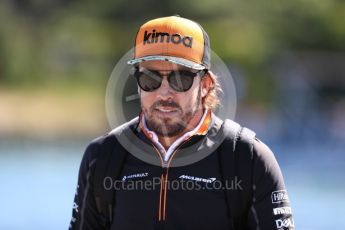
[218, 119, 256, 230]
[93, 134, 128, 228]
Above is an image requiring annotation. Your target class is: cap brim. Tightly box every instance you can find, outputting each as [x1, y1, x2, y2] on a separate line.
[127, 55, 206, 70]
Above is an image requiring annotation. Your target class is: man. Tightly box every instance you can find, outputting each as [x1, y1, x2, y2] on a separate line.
[70, 16, 294, 230]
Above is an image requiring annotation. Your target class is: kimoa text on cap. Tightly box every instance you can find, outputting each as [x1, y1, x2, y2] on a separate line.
[143, 30, 193, 48]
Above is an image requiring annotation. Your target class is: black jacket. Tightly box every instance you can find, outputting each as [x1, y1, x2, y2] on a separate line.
[69, 114, 294, 230]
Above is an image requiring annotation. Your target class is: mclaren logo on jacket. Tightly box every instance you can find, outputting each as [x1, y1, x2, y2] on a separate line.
[179, 175, 216, 184]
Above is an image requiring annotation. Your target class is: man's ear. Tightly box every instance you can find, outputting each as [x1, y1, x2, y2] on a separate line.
[201, 71, 214, 98]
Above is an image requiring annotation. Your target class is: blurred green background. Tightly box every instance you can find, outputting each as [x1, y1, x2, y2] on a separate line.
[1, 0, 344, 138]
[0, 0, 344, 229]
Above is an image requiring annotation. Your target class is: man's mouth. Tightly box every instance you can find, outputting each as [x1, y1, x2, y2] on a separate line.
[155, 107, 178, 113]
[153, 107, 180, 117]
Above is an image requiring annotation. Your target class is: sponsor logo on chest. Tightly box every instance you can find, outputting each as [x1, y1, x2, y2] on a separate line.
[179, 174, 216, 183]
[122, 172, 149, 181]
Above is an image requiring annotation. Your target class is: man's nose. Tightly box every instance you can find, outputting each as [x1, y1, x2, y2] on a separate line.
[156, 76, 173, 96]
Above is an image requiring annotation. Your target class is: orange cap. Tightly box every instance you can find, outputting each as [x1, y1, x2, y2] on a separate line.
[127, 16, 211, 70]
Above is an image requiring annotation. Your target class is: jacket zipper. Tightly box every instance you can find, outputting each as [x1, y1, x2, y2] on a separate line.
[152, 137, 192, 222]
[161, 168, 169, 220]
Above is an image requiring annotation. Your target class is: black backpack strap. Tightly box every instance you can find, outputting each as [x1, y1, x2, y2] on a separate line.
[93, 134, 128, 228]
[218, 119, 256, 230]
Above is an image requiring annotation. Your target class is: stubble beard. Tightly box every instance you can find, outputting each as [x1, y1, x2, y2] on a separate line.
[143, 87, 202, 137]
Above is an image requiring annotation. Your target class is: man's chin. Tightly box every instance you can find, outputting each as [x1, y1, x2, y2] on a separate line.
[154, 126, 184, 137]
[147, 118, 185, 137]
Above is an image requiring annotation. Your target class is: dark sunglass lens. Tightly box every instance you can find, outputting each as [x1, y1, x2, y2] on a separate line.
[137, 71, 162, 92]
[169, 71, 196, 92]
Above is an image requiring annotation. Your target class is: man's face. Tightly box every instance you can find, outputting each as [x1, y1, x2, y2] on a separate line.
[138, 61, 206, 137]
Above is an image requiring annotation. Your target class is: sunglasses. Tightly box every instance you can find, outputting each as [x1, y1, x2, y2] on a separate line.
[133, 68, 207, 92]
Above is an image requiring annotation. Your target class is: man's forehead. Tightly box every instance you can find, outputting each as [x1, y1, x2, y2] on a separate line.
[139, 60, 191, 71]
